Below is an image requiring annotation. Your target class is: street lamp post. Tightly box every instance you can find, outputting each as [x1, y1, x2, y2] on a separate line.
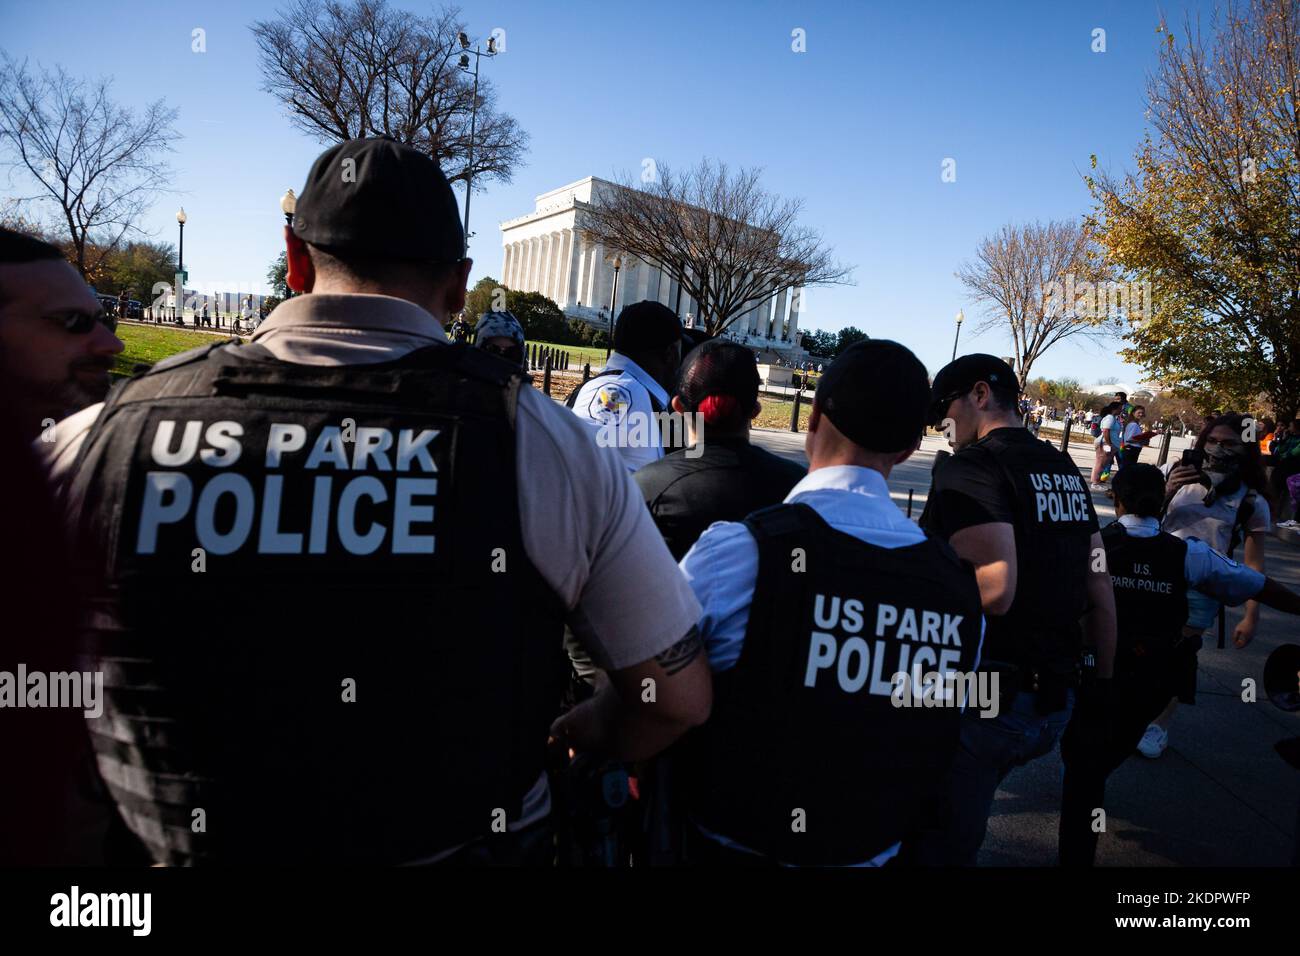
[280, 189, 297, 299]
[176, 208, 187, 324]
[457, 32, 499, 259]
[606, 256, 622, 362]
[951, 308, 964, 361]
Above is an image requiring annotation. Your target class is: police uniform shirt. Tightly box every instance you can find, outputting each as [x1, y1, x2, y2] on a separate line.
[569, 352, 670, 473]
[39, 292, 703, 855]
[923, 428, 1100, 541]
[678, 464, 986, 865]
[1114, 514, 1264, 604]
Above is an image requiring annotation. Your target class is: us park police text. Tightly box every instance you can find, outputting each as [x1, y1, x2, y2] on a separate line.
[804, 595, 1000, 718]
[136, 420, 440, 556]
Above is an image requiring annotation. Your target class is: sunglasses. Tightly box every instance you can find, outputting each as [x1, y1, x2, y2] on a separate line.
[480, 342, 524, 364]
[48, 310, 117, 334]
[928, 388, 969, 426]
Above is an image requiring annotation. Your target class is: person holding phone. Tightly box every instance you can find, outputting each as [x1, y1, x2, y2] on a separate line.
[1136, 413, 1274, 758]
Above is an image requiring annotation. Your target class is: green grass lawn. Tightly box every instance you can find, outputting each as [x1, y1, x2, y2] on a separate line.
[531, 341, 607, 369]
[113, 327, 636, 379]
[113, 323, 230, 377]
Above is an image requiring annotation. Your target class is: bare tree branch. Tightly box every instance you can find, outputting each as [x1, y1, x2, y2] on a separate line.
[250, 0, 527, 187]
[0, 55, 177, 278]
[955, 219, 1120, 385]
[578, 161, 853, 335]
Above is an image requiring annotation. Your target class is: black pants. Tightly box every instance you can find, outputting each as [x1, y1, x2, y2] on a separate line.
[1058, 660, 1184, 866]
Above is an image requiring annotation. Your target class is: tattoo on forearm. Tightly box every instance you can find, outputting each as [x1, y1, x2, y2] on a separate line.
[655, 626, 703, 676]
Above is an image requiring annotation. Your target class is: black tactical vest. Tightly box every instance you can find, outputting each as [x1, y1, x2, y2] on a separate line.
[67, 340, 569, 864]
[686, 503, 983, 866]
[1100, 523, 1188, 669]
[961, 429, 1096, 673]
[635, 438, 806, 560]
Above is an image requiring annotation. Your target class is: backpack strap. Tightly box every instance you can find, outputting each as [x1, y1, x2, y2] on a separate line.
[1227, 489, 1258, 558]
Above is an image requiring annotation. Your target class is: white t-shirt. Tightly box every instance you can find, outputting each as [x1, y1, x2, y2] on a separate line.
[1159, 468, 1272, 555]
[1094, 414, 1115, 447]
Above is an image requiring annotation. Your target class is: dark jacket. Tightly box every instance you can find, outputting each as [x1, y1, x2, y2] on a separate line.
[635, 436, 806, 560]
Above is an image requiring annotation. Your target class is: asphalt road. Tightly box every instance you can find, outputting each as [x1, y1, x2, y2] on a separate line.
[749, 425, 1300, 866]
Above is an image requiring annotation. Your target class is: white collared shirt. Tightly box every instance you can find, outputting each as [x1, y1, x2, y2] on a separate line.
[569, 352, 670, 473]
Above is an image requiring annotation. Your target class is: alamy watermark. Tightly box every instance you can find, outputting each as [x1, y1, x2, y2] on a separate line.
[1042, 275, 1153, 322]
[595, 411, 705, 458]
[1, 664, 103, 718]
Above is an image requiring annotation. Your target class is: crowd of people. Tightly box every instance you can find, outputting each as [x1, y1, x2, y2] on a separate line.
[4, 135, 1300, 868]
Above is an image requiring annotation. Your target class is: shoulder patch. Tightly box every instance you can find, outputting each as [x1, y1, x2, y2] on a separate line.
[587, 382, 633, 425]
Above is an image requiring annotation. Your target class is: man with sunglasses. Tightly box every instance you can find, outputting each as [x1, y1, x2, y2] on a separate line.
[39, 137, 711, 865]
[910, 354, 1116, 865]
[0, 227, 123, 441]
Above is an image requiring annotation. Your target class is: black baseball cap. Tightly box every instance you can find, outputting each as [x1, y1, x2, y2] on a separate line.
[291, 136, 464, 262]
[814, 339, 930, 453]
[928, 353, 1019, 425]
[612, 300, 683, 354]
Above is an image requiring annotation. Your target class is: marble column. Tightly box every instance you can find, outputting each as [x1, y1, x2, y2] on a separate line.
[539, 234, 552, 300]
[558, 230, 579, 309]
[553, 232, 567, 303]
[529, 236, 542, 292]
[574, 237, 590, 309]
[632, 260, 650, 304]
[770, 289, 788, 339]
[546, 233, 562, 302]
[541, 235, 554, 297]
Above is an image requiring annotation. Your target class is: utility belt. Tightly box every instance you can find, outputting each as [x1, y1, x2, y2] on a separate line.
[1087, 630, 1203, 683]
[978, 657, 1080, 715]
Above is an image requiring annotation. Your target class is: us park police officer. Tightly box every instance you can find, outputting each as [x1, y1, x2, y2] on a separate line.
[914, 354, 1117, 865]
[567, 300, 684, 472]
[40, 136, 711, 865]
[1060, 463, 1300, 866]
[677, 340, 985, 866]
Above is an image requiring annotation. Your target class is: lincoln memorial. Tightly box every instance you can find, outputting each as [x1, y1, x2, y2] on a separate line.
[499, 177, 807, 360]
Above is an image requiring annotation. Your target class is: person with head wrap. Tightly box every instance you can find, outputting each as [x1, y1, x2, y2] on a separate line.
[473, 310, 526, 369]
[634, 338, 805, 560]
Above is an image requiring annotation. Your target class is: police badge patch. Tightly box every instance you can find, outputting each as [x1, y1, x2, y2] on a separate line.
[588, 383, 632, 426]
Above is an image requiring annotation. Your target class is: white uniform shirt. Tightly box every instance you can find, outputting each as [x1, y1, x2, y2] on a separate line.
[569, 353, 669, 473]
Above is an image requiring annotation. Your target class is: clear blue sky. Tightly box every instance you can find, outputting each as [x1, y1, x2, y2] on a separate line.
[3, 0, 1218, 383]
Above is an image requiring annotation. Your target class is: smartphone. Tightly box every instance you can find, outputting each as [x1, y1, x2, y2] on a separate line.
[1181, 448, 1206, 470]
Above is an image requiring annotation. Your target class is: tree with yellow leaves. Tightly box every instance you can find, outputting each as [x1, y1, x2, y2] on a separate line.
[1089, 0, 1300, 421]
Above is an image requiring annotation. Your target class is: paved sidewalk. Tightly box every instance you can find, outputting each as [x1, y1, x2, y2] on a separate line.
[749, 426, 1300, 867]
